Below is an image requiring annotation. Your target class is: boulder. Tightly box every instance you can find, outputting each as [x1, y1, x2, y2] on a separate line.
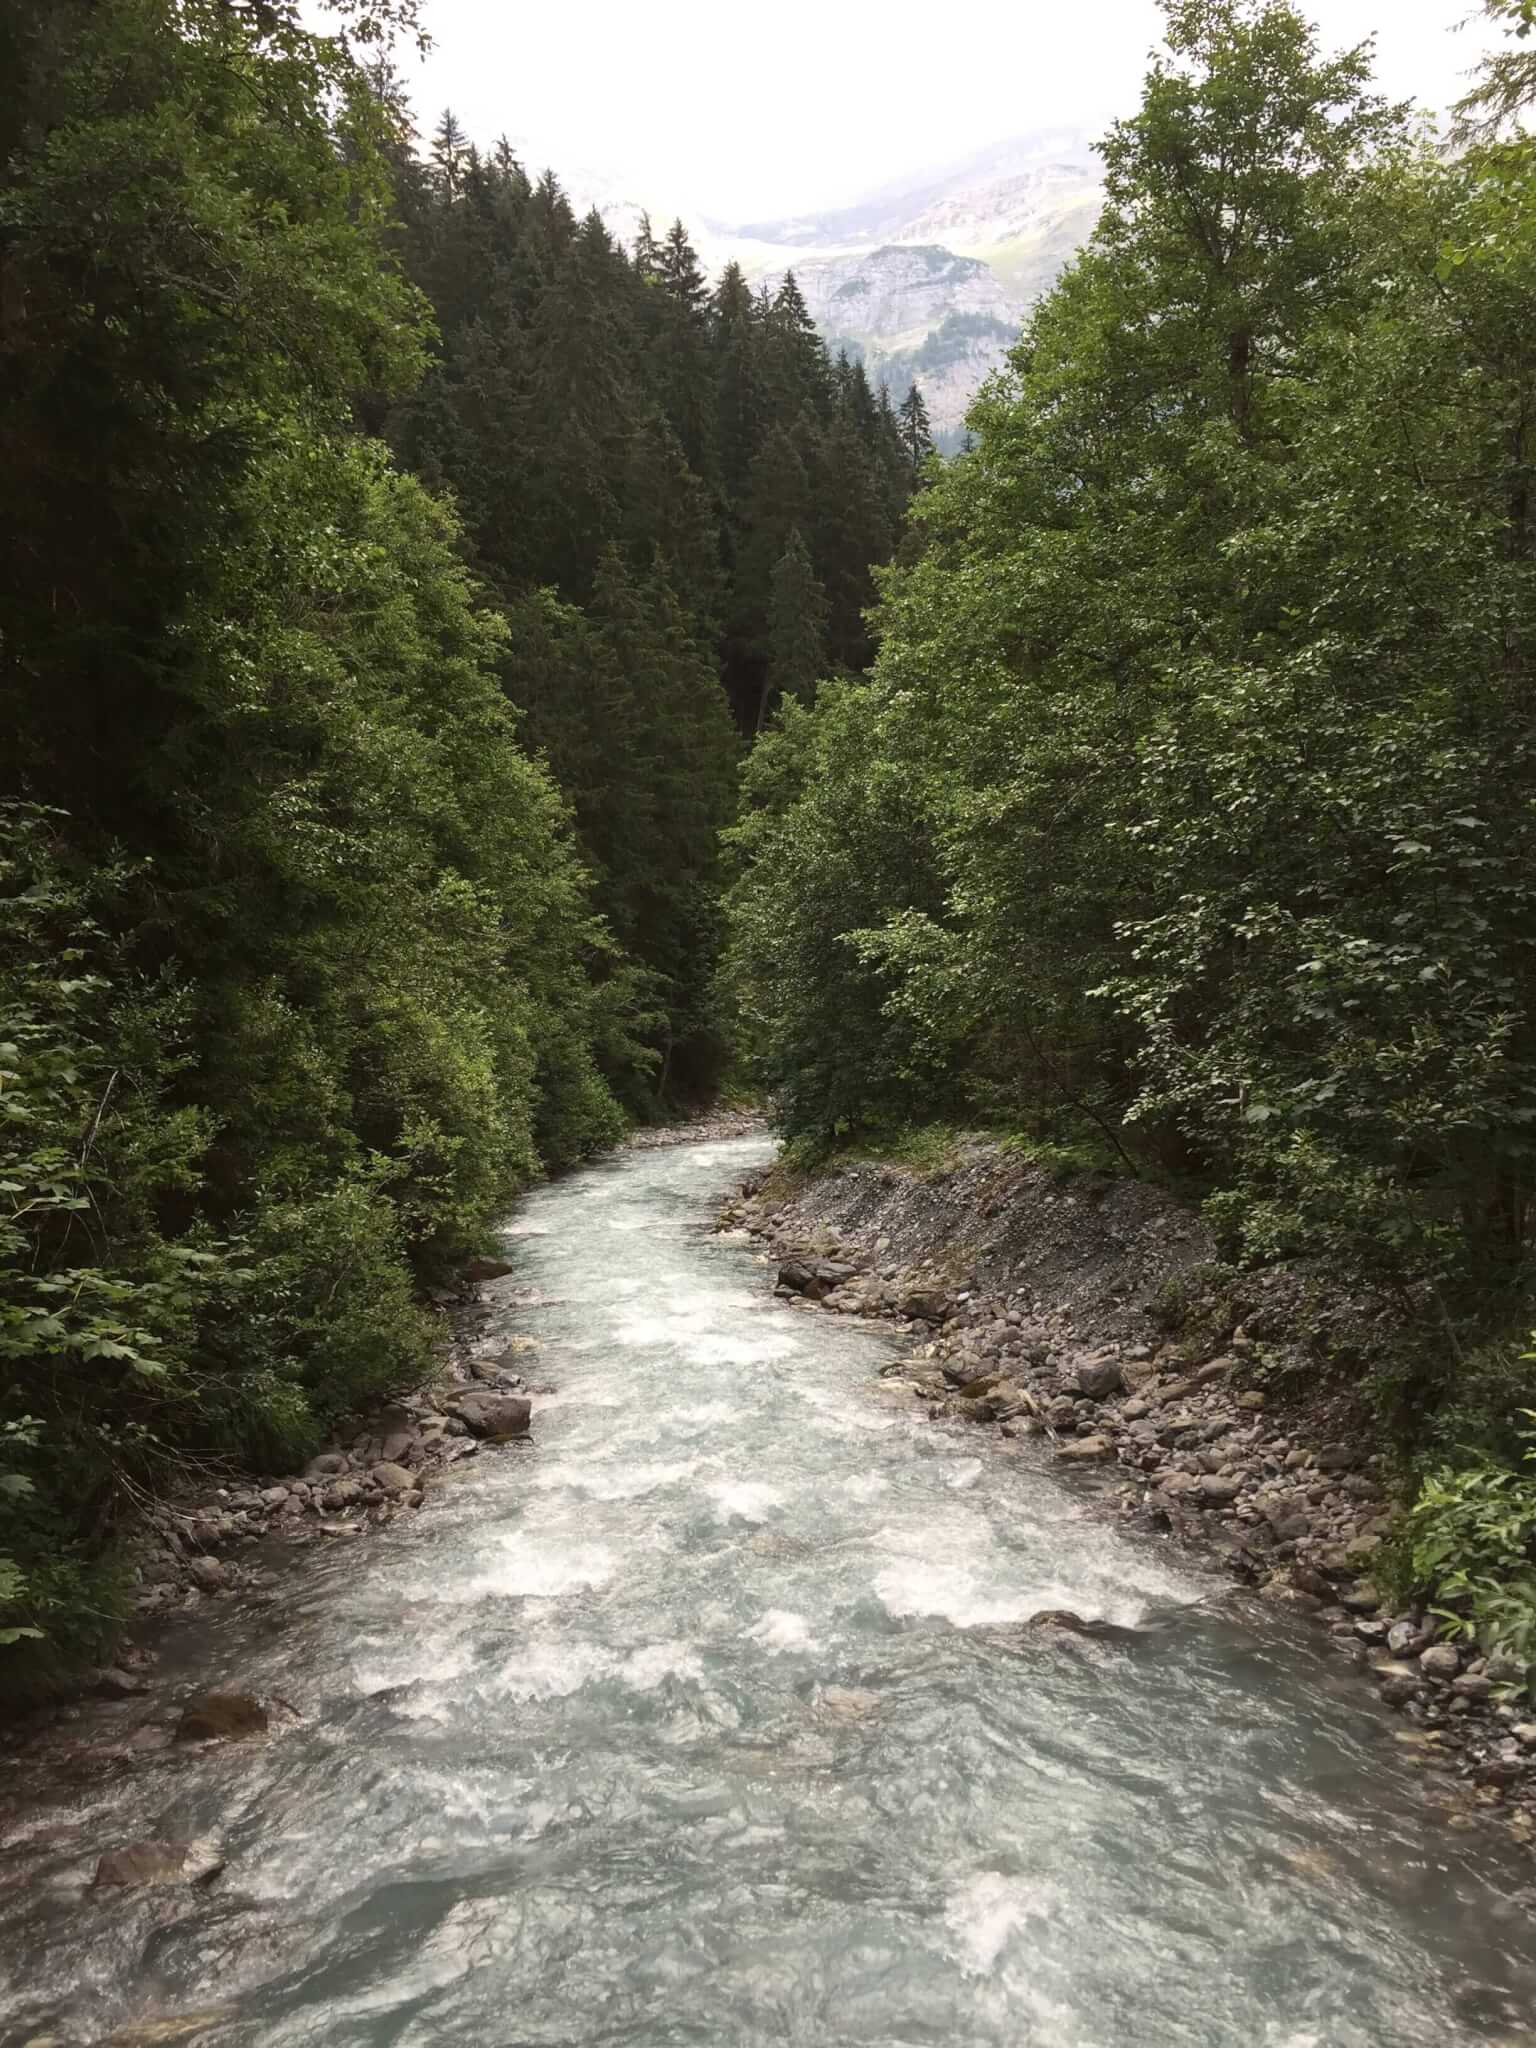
[447, 1391, 531, 1440]
[323, 1478, 363, 1509]
[370, 1462, 416, 1497]
[462, 1255, 516, 1283]
[899, 1289, 948, 1322]
[778, 1257, 857, 1301]
[186, 1555, 228, 1593]
[1419, 1643, 1461, 1680]
[1338, 1581, 1381, 1614]
[305, 1453, 348, 1478]
[93, 1841, 188, 1888]
[1197, 1475, 1244, 1507]
[1055, 1435, 1113, 1462]
[1074, 1357, 1124, 1402]
[175, 1693, 269, 1743]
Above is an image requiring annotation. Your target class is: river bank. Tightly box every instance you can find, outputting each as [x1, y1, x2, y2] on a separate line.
[720, 1136, 1536, 1846]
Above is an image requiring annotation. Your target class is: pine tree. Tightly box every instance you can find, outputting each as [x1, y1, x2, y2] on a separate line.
[431, 107, 468, 196]
[659, 218, 708, 312]
[762, 528, 829, 730]
[897, 381, 933, 480]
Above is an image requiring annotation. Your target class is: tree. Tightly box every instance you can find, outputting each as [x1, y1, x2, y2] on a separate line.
[897, 381, 933, 478]
[0, 0, 627, 1684]
[761, 529, 829, 730]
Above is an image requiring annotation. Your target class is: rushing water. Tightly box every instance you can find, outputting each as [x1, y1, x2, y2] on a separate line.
[4, 1137, 1536, 2047]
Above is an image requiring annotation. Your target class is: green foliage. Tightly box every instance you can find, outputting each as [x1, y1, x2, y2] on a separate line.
[1400, 1406, 1536, 1682]
[0, 0, 644, 1694]
[721, 0, 1536, 1654]
[725, 0, 1536, 1304]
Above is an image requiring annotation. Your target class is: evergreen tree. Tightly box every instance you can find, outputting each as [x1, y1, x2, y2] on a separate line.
[897, 381, 934, 479]
[762, 529, 829, 730]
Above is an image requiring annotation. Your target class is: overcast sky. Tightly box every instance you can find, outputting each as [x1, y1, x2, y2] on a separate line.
[387, 0, 1500, 222]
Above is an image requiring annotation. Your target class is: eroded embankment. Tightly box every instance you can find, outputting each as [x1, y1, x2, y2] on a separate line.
[722, 1138, 1536, 1841]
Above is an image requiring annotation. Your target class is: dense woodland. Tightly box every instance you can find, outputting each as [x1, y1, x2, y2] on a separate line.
[0, 0, 915, 1687]
[6, 0, 1536, 1689]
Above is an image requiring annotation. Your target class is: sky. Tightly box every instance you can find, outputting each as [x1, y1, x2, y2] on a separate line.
[386, 0, 1501, 222]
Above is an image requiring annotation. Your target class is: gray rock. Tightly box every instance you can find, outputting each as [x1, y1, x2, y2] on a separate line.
[447, 1391, 532, 1440]
[778, 1257, 857, 1301]
[323, 1478, 363, 1509]
[379, 1430, 417, 1464]
[1074, 1357, 1124, 1401]
[1316, 1443, 1355, 1473]
[370, 1462, 416, 1496]
[1452, 1672, 1494, 1700]
[187, 1555, 228, 1593]
[305, 1453, 348, 1478]
[1198, 1475, 1244, 1506]
[259, 1486, 289, 1508]
[1376, 1667, 1421, 1707]
[1387, 1620, 1429, 1658]
[1419, 1643, 1461, 1680]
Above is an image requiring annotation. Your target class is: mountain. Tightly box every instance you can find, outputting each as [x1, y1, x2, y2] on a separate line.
[765, 245, 1018, 449]
[725, 132, 1103, 443]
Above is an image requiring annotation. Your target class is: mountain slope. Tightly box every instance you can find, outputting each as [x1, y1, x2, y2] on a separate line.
[726, 132, 1103, 439]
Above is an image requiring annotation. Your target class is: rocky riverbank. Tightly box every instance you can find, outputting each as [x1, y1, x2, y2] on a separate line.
[721, 1139, 1536, 1845]
[3, 1252, 543, 1764]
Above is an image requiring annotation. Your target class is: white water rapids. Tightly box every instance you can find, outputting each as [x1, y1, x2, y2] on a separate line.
[2, 1137, 1535, 2045]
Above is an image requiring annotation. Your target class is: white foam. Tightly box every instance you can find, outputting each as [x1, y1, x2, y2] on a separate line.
[873, 1559, 1042, 1629]
[533, 1458, 699, 1502]
[841, 1472, 890, 1501]
[688, 1333, 798, 1366]
[353, 1639, 474, 1697]
[472, 1536, 616, 1600]
[745, 1609, 816, 1654]
[675, 1400, 735, 1427]
[944, 1871, 1057, 1973]
[496, 1641, 615, 1699]
[709, 1480, 783, 1524]
[945, 1459, 984, 1491]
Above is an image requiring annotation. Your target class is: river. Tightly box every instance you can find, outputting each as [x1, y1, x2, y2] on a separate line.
[3, 1136, 1535, 2046]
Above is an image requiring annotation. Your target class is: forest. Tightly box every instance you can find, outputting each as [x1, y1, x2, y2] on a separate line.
[5, 0, 1536, 1691]
[0, 0, 920, 1688]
